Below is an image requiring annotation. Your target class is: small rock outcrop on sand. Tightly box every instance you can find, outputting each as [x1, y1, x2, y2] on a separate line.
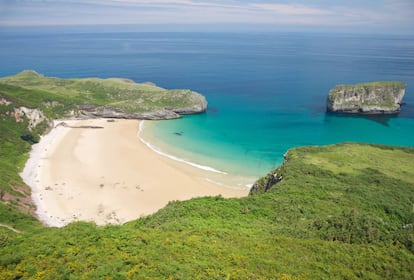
[327, 81, 406, 114]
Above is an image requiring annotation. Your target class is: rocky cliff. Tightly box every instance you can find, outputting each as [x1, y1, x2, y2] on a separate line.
[78, 91, 207, 120]
[327, 81, 406, 114]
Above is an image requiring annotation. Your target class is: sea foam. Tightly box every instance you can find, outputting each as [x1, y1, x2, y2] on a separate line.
[138, 121, 227, 175]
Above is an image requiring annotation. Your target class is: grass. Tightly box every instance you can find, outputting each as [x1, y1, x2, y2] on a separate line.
[0, 143, 413, 279]
[337, 81, 406, 89]
[301, 144, 414, 182]
[252, 143, 414, 249]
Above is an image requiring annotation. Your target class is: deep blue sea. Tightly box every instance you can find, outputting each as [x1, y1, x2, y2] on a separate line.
[1, 31, 414, 182]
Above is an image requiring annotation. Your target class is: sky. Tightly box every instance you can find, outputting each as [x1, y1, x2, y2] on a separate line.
[0, 0, 413, 34]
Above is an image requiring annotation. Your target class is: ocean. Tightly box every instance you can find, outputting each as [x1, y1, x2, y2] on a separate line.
[1, 31, 414, 184]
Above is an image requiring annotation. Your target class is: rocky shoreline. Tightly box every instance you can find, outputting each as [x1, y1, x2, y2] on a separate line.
[78, 108, 188, 120]
[78, 93, 207, 120]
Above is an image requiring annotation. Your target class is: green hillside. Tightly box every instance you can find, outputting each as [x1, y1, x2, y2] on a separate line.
[0, 143, 413, 279]
[0, 72, 413, 279]
[0, 70, 206, 116]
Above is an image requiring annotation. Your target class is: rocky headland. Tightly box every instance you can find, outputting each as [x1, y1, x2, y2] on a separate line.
[327, 81, 406, 114]
[0, 70, 207, 123]
[78, 91, 207, 120]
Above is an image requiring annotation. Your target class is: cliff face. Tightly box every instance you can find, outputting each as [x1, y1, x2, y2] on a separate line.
[78, 91, 207, 120]
[327, 82, 406, 114]
[77, 105, 206, 120]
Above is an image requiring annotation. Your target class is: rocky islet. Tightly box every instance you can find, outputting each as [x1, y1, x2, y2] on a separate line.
[327, 81, 406, 114]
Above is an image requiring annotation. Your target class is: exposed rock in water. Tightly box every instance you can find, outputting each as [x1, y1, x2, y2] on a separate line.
[327, 81, 406, 114]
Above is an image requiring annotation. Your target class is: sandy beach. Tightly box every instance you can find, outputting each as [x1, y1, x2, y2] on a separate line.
[21, 119, 249, 227]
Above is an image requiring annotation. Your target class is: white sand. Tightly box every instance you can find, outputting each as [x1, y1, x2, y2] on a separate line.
[20, 119, 249, 227]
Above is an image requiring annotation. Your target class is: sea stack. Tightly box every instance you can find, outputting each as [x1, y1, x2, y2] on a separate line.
[327, 81, 406, 114]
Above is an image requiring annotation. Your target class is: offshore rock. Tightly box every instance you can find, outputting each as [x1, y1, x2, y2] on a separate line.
[327, 81, 406, 114]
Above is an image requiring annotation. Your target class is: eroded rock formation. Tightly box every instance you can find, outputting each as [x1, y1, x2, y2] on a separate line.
[327, 82, 406, 114]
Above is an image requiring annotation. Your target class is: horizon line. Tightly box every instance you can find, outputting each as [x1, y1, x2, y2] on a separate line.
[1, 23, 413, 36]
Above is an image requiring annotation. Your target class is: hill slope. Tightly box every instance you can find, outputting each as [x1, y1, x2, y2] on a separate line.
[0, 143, 413, 279]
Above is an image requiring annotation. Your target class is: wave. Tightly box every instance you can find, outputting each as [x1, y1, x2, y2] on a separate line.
[204, 178, 252, 190]
[138, 121, 227, 175]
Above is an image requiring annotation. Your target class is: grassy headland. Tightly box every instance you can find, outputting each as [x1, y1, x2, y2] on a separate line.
[0, 70, 206, 118]
[0, 71, 413, 278]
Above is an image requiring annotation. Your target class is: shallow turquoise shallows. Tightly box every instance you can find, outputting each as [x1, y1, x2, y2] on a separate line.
[1, 31, 414, 181]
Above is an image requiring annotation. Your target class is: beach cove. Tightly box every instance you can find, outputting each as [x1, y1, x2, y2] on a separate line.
[3, 32, 414, 184]
[21, 119, 248, 227]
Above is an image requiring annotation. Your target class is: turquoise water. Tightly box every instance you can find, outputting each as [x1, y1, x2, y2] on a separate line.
[1, 31, 414, 181]
[145, 96, 414, 179]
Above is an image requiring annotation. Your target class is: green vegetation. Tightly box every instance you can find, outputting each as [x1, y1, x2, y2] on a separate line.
[252, 144, 414, 249]
[338, 81, 406, 89]
[327, 80, 406, 113]
[0, 70, 205, 115]
[0, 142, 413, 279]
[0, 71, 413, 278]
